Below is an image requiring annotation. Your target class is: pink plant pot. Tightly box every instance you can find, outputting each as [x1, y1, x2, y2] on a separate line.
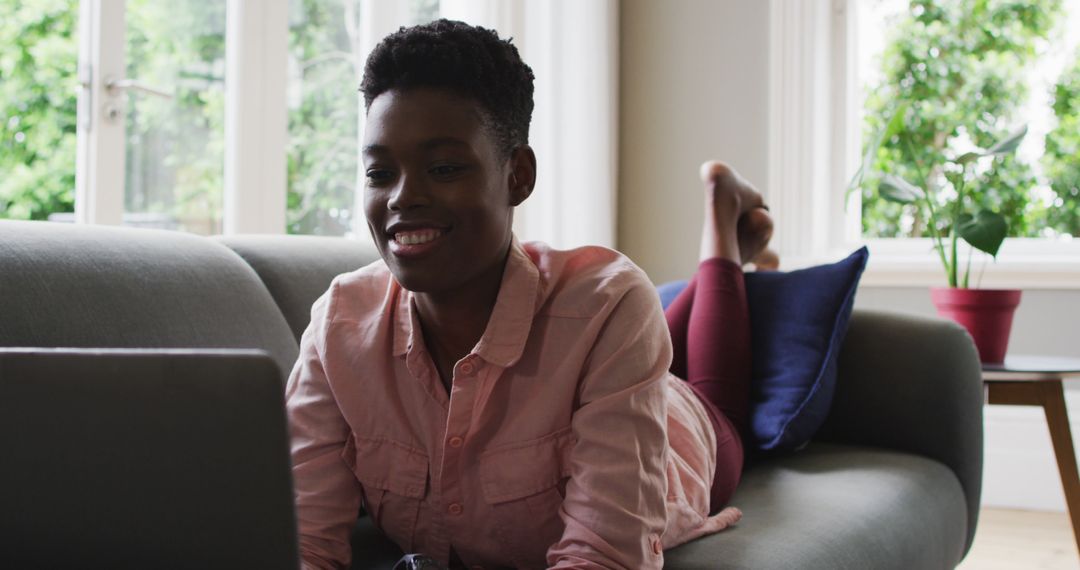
[930, 287, 1022, 364]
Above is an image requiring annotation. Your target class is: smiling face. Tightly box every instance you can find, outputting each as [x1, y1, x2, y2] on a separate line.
[362, 88, 533, 295]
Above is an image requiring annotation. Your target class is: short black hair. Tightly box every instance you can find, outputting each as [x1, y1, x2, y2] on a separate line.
[360, 19, 535, 157]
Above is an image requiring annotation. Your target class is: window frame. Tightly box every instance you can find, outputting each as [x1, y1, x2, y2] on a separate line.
[75, 0, 126, 226]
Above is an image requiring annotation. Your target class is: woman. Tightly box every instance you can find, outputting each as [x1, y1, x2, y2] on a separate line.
[286, 19, 773, 570]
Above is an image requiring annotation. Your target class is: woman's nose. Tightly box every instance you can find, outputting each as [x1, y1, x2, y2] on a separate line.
[386, 176, 429, 211]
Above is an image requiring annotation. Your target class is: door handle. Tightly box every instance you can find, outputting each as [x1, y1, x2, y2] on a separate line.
[104, 76, 173, 99]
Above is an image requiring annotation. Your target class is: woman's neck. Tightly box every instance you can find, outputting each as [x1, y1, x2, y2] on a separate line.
[412, 246, 510, 382]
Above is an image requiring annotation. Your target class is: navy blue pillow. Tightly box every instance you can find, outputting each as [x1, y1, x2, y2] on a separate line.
[656, 247, 868, 451]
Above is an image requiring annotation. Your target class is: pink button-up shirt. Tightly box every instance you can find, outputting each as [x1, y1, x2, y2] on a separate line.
[287, 238, 737, 570]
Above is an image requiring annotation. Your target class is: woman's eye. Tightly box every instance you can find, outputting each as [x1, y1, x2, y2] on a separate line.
[430, 164, 464, 177]
[365, 170, 394, 184]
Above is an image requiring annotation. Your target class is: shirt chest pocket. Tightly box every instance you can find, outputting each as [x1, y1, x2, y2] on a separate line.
[341, 435, 429, 553]
[479, 427, 575, 569]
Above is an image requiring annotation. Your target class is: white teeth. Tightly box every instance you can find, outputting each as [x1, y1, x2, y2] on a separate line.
[394, 229, 442, 246]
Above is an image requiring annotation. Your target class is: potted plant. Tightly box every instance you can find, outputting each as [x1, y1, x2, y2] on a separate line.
[850, 105, 1027, 363]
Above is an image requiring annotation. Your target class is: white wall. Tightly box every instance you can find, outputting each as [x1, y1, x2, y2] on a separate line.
[619, 0, 770, 284]
[618, 0, 1080, 512]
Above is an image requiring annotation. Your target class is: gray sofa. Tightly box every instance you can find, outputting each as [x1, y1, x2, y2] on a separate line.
[0, 219, 985, 569]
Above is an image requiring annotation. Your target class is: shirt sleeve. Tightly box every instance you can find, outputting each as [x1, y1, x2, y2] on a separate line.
[545, 273, 672, 569]
[286, 284, 363, 570]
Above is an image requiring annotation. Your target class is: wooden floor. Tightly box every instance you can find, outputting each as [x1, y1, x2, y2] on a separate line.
[959, 508, 1080, 570]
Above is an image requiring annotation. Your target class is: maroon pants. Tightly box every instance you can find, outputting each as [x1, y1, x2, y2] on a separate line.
[664, 257, 750, 514]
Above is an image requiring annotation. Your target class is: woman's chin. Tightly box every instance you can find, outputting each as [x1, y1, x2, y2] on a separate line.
[387, 267, 444, 294]
[379, 245, 442, 293]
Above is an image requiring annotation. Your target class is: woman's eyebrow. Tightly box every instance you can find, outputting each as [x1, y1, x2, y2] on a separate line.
[362, 144, 389, 157]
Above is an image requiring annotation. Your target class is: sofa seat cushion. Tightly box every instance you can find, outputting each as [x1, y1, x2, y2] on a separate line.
[345, 443, 967, 569]
[663, 442, 968, 569]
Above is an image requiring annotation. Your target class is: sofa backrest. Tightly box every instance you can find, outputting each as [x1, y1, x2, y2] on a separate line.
[214, 235, 380, 343]
[0, 221, 299, 380]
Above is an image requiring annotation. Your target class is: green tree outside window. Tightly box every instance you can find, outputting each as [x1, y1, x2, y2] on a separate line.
[860, 0, 1080, 240]
[1044, 45, 1080, 236]
[0, 0, 78, 221]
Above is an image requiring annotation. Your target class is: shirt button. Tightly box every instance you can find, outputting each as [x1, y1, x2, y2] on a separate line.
[448, 502, 464, 515]
[448, 436, 464, 448]
[459, 361, 475, 375]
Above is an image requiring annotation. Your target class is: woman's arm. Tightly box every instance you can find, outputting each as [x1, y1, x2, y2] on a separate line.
[286, 286, 363, 570]
[545, 275, 672, 570]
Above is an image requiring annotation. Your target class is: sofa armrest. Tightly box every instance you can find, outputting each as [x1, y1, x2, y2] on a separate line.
[815, 309, 984, 554]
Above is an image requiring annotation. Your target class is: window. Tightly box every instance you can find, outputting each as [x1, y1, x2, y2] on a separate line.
[856, 0, 1080, 242]
[3, 0, 616, 251]
[769, 0, 1080, 287]
[854, 0, 1080, 287]
[125, 0, 226, 235]
[2, 0, 228, 234]
[0, 0, 437, 237]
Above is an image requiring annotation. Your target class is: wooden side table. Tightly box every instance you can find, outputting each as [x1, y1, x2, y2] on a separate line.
[983, 355, 1080, 552]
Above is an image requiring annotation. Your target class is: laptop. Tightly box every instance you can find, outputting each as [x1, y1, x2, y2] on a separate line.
[0, 348, 299, 569]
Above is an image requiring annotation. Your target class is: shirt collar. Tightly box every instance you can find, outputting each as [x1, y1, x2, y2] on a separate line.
[391, 290, 423, 358]
[391, 235, 541, 368]
[473, 236, 540, 368]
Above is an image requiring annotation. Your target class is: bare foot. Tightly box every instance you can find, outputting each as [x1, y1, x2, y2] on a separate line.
[698, 161, 773, 265]
[699, 161, 765, 211]
[737, 209, 774, 267]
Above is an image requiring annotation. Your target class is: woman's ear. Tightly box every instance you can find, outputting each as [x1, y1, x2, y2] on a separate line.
[507, 145, 537, 207]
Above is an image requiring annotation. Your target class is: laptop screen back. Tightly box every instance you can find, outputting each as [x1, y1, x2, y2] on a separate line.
[0, 348, 299, 570]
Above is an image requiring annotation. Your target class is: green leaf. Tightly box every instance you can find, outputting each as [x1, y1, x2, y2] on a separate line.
[867, 103, 909, 177]
[959, 209, 1008, 258]
[846, 102, 908, 198]
[955, 212, 973, 234]
[879, 174, 925, 204]
[956, 151, 982, 165]
[883, 101, 909, 139]
[953, 126, 1027, 165]
[984, 125, 1028, 156]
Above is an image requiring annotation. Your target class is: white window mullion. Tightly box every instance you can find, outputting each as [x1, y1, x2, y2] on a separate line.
[832, 0, 863, 247]
[224, 0, 288, 235]
[75, 0, 126, 226]
[768, 0, 850, 266]
[810, 1, 833, 256]
[439, 0, 523, 32]
[360, 0, 414, 56]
